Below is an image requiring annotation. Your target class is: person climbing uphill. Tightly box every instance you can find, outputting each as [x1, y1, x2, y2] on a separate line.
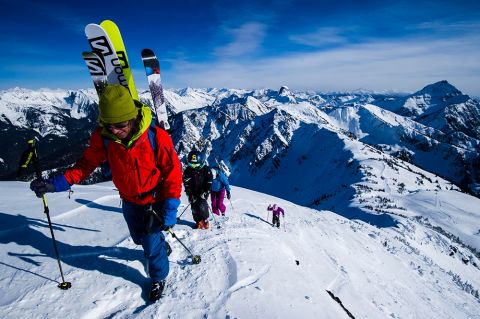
[183, 150, 212, 229]
[267, 204, 285, 228]
[29, 84, 182, 302]
[210, 166, 231, 216]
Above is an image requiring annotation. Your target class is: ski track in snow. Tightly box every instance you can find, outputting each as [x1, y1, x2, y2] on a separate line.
[227, 264, 270, 293]
[52, 194, 121, 220]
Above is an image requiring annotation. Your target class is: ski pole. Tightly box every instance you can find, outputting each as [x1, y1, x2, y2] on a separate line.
[146, 206, 201, 264]
[228, 198, 236, 214]
[176, 203, 191, 221]
[167, 229, 201, 264]
[208, 205, 220, 229]
[18, 139, 71, 290]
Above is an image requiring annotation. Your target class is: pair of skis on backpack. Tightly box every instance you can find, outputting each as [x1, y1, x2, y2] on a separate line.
[82, 20, 170, 130]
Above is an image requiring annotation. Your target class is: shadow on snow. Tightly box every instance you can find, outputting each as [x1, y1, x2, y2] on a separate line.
[0, 211, 147, 288]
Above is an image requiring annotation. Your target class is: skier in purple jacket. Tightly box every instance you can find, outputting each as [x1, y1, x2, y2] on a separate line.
[267, 204, 284, 228]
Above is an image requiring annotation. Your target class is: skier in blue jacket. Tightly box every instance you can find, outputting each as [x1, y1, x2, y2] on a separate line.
[210, 166, 231, 216]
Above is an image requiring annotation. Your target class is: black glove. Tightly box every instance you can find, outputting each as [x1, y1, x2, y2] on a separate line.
[30, 179, 55, 198]
[226, 191, 231, 200]
[201, 192, 209, 200]
[188, 195, 196, 204]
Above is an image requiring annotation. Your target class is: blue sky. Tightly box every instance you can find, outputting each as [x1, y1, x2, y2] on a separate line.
[1, 0, 480, 95]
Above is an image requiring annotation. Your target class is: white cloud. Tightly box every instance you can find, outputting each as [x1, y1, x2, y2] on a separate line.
[289, 27, 348, 47]
[214, 22, 268, 57]
[166, 34, 480, 96]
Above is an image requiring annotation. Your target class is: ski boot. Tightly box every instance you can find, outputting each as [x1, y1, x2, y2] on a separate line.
[149, 280, 166, 302]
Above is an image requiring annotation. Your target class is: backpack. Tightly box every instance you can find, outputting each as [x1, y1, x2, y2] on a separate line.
[101, 121, 158, 179]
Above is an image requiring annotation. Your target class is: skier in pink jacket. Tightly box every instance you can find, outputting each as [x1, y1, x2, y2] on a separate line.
[267, 204, 284, 228]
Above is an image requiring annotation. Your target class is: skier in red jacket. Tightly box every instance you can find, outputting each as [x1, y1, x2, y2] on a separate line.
[30, 84, 182, 302]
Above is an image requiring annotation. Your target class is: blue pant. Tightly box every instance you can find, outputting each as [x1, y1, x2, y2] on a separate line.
[122, 201, 169, 282]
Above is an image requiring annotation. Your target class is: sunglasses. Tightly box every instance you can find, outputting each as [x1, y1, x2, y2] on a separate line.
[188, 163, 202, 169]
[106, 121, 130, 130]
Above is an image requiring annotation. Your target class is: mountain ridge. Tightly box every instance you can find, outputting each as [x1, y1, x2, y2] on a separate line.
[2, 81, 479, 199]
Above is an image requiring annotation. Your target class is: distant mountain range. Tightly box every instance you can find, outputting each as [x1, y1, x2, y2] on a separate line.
[1, 81, 479, 206]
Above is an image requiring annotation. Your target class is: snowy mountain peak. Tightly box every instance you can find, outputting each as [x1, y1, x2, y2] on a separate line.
[0, 87, 98, 129]
[278, 86, 291, 96]
[417, 80, 462, 98]
[177, 87, 196, 96]
[402, 80, 468, 117]
[244, 96, 271, 116]
[400, 81, 480, 140]
[276, 86, 296, 103]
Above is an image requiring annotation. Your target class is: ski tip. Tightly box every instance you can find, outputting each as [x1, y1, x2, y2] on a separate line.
[85, 23, 104, 34]
[100, 19, 119, 30]
[85, 23, 101, 29]
[100, 19, 115, 25]
[141, 48, 156, 57]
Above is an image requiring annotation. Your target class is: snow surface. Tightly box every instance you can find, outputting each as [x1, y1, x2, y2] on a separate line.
[1, 181, 479, 318]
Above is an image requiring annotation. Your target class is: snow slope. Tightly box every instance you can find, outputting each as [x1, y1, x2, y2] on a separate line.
[0, 181, 479, 318]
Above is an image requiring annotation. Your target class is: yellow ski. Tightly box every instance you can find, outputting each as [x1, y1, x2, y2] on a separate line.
[100, 20, 139, 100]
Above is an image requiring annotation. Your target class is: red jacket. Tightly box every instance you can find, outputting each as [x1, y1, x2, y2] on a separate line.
[63, 110, 182, 205]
